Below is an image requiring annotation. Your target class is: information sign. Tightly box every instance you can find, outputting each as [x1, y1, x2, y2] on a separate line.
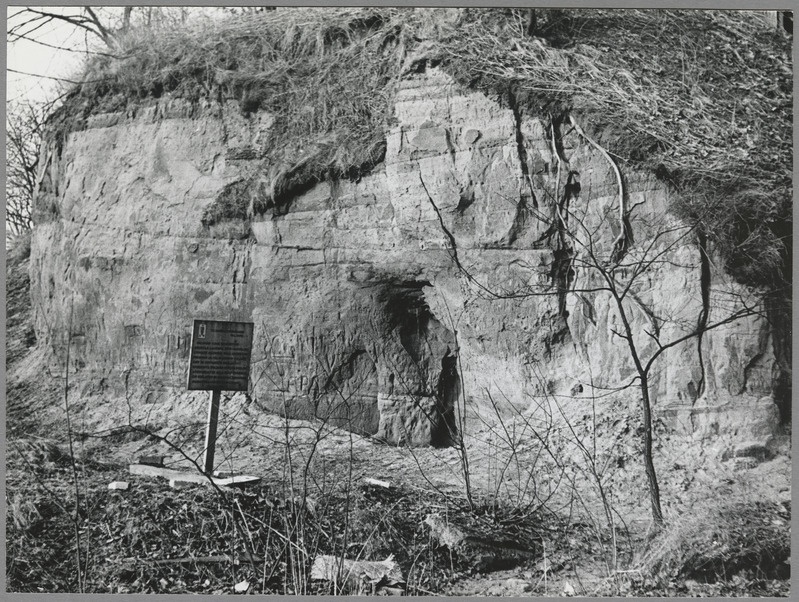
[187, 320, 254, 391]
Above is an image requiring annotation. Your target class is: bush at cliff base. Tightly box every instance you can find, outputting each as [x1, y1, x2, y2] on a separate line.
[52, 8, 791, 291]
[640, 499, 791, 584]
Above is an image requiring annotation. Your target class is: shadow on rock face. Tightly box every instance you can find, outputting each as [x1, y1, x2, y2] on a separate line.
[432, 349, 459, 448]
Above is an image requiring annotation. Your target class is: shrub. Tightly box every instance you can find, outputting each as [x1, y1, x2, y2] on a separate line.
[641, 500, 791, 583]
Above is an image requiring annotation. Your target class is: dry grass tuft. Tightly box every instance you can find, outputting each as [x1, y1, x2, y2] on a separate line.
[640, 500, 791, 583]
[72, 8, 427, 221]
[7, 438, 72, 469]
[438, 9, 791, 289]
[441, 10, 791, 191]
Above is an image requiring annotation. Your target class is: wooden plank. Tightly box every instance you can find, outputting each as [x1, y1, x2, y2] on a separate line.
[128, 464, 260, 488]
[129, 464, 201, 481]
[213, 475, 261, 487]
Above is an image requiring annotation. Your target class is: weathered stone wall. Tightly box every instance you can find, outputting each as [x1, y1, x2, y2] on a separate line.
[29, 68, 783, 449]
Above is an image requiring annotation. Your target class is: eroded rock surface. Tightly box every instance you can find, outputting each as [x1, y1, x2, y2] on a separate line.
[30, 68, 785, 448]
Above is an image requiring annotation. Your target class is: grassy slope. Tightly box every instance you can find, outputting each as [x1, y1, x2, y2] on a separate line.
[5, 235, 63, 438]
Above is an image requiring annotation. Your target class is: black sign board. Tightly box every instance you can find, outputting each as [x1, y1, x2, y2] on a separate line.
[187, 320, 254, 391]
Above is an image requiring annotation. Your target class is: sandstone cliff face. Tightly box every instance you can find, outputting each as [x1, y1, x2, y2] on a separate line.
[30, 67, 783, 450]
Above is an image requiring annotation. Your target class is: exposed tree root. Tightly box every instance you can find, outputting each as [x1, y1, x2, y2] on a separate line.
[566, 115, 633, 265]
[547, 117, 576, 320]
[549, 118, 569, 233]
[695, 229, 711, 398]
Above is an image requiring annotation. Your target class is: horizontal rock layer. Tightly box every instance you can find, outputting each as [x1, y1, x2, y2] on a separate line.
[30, 68, 782, 447]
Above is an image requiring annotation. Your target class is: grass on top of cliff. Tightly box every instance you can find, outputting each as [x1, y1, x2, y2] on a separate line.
[438, 9, 792, 289]
[62, 8, 429, 207]
[57, 8, 791, 288]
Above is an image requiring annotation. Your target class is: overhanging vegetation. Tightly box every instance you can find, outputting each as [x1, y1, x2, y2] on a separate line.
[51, 8, 791, 289]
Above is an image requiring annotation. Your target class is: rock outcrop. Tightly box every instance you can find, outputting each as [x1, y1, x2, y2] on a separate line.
[29, 66, 785, 449]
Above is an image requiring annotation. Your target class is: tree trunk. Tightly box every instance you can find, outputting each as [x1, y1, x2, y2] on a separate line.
[526, 9, 537, 36]
[605, 278, 665, 527]
[639, 375, 663, 524]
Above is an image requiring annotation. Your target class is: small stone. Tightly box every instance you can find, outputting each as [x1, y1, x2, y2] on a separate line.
[234, 580, 249, 593]
[464, 129, 481, 145]
[562, 582, 575, 597]
[364, 477, 391, 488]
[107, 481, 129, 491]
[505, 577, 532, 592]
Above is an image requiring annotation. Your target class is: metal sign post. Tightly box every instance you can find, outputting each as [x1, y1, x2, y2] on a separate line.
[203, 390, 222, 475]
[187, 319, 254, 475]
